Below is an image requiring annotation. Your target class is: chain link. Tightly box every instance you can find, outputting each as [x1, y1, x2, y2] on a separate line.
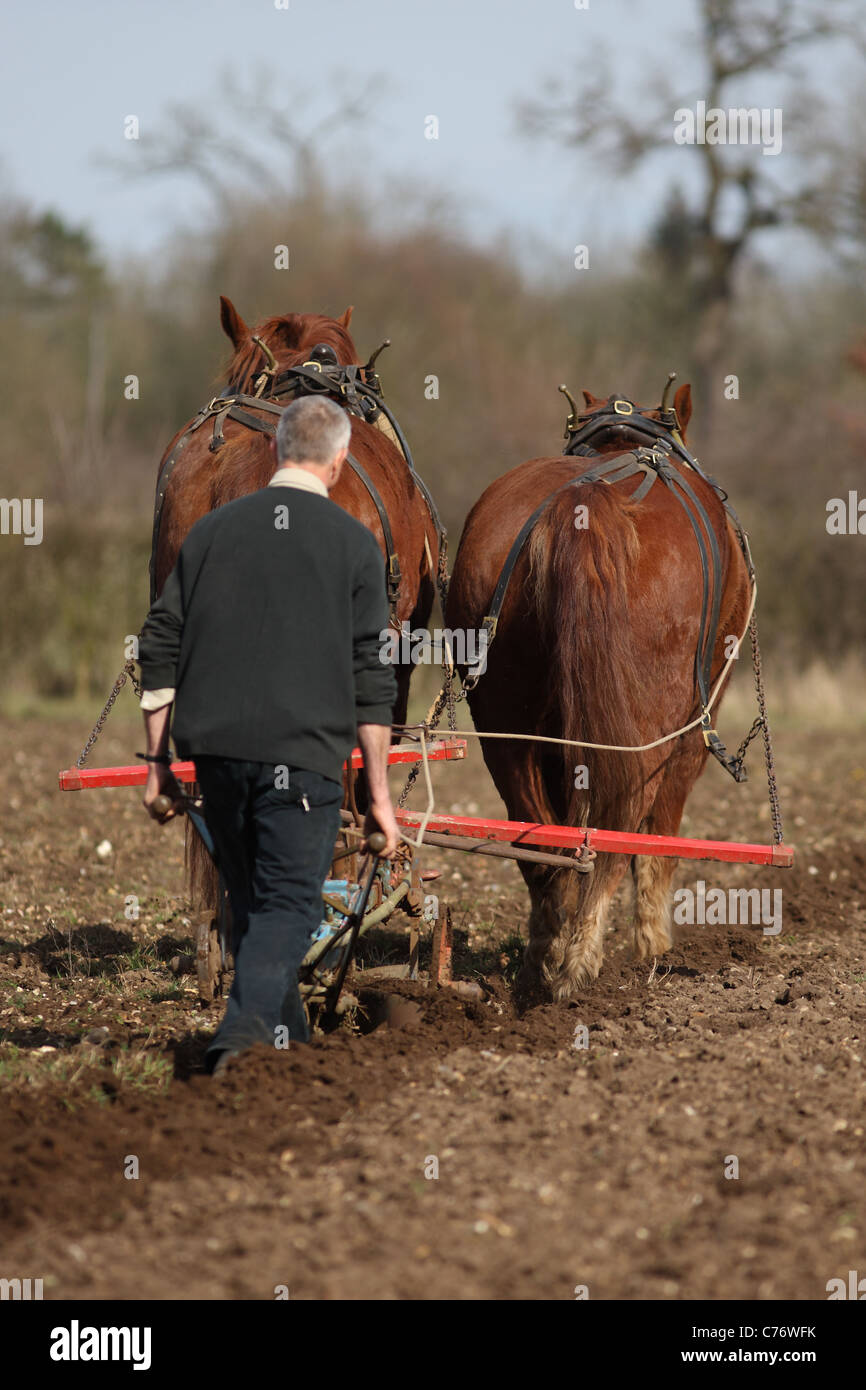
[396, 544, 456, 810]
[732, 716, 763, 771]
[74, 661, 142, 768]
[395, 666, 450, 810]
[396, 749, 423, 810]
[747, 612, 785, 844]
[702, 610, 784, 844]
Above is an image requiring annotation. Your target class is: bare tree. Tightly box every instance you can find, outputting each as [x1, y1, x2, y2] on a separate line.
[519, 0, 866, 416]
[97, 66, 386, 208]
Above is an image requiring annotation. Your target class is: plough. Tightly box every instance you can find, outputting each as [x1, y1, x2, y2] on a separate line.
[58, 733, 792, 1014]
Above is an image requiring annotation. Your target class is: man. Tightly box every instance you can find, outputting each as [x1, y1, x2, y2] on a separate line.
[137, 395, 400, 1076]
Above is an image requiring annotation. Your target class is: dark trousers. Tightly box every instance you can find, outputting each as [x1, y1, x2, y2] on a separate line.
[193, 757, 343, 1062]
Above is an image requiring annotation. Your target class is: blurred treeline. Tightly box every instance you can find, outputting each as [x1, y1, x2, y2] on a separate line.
[1, 184, 864, 700]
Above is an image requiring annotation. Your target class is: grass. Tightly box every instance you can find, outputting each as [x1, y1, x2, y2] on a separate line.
[146, 984, 186, 1003]
[109, 1046, 173, 1091]
[115, 945, 159, 972]
[0, 1039, 172, 1094]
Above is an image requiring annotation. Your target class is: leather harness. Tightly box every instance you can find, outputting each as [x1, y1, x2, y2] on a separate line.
[463, 395, 755, 782]
[148, 355, 446, 619]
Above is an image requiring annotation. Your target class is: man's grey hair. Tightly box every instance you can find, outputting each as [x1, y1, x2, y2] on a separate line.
[275, 395, 351, 465]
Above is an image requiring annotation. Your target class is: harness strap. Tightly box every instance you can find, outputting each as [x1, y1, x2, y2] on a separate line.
[463, 448, 747, 782]
[209, 403, 233, 453]
[222, 404, 283, 437]
[465, 452, 657, 687]
[656, 463, 746, 780]
[344, 454, 402, 609]
[364, 389, 447, 555]
[149, 385, 415, 618]
[149, 405, 215, 603]
[656, 461, 722, 703]
[566, 403, 755, 564]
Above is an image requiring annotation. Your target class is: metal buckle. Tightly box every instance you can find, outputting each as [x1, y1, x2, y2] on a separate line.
[613, 400, 633, 415]
[462, 615, 496, 692]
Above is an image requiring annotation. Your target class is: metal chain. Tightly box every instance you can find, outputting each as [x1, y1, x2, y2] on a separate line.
[445, 657, 457, 732]
[396, 749, 423, 810]
[396, 671, 449, 810]
[75, 660, 142, 768]
[732, 716, 764, 771]
[748, 613, 785, 845]
[396, 544, 456, 810]
[435, 541, 450, 622]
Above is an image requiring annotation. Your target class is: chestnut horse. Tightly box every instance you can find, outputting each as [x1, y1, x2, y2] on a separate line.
[446, 384, 752, 999]
[151, 297, 443, 900]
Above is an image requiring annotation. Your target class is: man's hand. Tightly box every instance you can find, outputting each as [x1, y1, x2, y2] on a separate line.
[357, 722, 399, 856]
[362, 799, 400, 858]
[143, 763, 185, 822]
[140, 703, 183, 822]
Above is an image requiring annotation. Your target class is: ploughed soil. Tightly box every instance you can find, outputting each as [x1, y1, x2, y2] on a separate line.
[0, 712, 864, 1301]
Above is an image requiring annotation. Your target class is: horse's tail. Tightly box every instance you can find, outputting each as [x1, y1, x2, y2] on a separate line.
[185, 824, 219, 915]
[528, 483, 643, 830]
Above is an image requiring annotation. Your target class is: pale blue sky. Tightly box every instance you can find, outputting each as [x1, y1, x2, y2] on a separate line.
[0, 0, 859, 279]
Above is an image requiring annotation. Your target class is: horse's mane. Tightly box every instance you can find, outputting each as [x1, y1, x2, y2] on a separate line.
[225, 313, 358, 390]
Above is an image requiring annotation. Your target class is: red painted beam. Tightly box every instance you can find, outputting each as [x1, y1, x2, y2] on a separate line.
[397, 809, 793, 868]
[59, 738, 466, 792]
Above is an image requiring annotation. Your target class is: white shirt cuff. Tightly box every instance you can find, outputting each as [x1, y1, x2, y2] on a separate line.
[140, 687, 176, 712]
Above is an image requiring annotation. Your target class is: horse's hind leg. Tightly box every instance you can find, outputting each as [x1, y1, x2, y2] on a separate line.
[520, 855, 630, 999]
[631, 853, 676, 961]
[631, 750, 703, 960]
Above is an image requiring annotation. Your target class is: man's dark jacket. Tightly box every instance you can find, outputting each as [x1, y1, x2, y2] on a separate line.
[138, 487, 397, 783]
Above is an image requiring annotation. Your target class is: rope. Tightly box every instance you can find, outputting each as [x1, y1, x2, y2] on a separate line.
[397, 727, 438, 850]
[393, 576, 790, 860]
[398, 578, 756, 758]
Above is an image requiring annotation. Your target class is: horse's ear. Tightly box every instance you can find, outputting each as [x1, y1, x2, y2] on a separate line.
[338, 306, 354, 329]
[219, 296, 250, 349]
[674, 383, 692, 435]
[582, 389, 603, 407]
